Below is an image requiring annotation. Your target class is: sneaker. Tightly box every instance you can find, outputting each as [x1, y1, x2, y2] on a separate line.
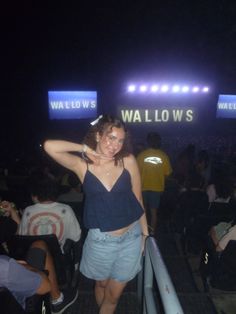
[51, 288, 78, 314]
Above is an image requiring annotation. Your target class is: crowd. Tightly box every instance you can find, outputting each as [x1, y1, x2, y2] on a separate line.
[0, 116, 236, 313]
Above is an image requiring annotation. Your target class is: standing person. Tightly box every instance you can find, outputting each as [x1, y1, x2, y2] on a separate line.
[44, 115, 148, 314]
[137, 132, 172, 234]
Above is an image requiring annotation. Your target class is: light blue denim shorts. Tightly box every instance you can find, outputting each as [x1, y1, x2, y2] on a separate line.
[80, 221, 142, 282]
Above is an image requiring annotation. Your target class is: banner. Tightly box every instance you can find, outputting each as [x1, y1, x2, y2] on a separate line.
[48, 91, 97, 120]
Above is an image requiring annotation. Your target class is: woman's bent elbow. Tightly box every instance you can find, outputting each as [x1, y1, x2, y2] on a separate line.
[43, 140, 53, 154]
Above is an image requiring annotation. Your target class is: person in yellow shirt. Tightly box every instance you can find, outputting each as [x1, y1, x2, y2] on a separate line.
[137, 132, 172, 234]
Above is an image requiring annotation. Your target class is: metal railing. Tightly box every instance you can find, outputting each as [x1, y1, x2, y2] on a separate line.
[138, 236, 184, 314]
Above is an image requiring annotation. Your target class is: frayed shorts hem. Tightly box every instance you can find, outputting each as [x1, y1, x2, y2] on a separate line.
[80, 265, 142, 283]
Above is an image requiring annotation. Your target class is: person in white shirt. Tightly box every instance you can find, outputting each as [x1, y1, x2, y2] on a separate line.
[18, 173, 81, 254]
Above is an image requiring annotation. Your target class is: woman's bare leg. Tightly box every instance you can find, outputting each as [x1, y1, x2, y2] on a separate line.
[95, 279, 109, 307]
[99, 279, 127, 314]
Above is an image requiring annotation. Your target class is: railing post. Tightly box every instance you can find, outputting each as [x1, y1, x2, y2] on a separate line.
[137, 256, 144, 308]
[143, 246, 158, 314]
[140, 236, 184, 314]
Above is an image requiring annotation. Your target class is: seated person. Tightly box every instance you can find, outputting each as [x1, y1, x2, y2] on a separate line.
[0, 242, 78, 313]
[0, 206, 78, 313]
[206, 172, 234, 204]
[209, 221, 233, 248]
[174, 172, 209, 233]
[214, 224, 236, 252]
[0, 253, 50, 311]
[0, 201, 21, 254]
[17, 173, 81, 255]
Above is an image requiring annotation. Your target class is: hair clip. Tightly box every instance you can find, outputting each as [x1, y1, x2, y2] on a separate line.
[90, 115, 103, 126]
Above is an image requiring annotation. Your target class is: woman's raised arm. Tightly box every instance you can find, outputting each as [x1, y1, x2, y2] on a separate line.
[44, 140, 85, 173]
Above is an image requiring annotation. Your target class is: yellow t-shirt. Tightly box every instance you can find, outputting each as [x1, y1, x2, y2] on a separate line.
[137, 148, 172, 192]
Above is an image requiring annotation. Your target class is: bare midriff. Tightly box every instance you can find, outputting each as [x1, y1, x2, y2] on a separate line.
[109, 222, 135, 236]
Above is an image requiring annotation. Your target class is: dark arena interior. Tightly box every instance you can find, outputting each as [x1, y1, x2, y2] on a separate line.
[1, 2, 236, 313]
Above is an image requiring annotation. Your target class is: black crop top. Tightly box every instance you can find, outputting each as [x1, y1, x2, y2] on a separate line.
[83, 168, 144, 232]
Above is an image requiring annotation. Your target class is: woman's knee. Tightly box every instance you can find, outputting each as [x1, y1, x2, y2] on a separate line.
[96, 279, 109, 289]
[104, 288, 120, 305]
[104, 280, 127, 303]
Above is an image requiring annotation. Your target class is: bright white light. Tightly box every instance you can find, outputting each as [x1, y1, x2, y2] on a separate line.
[127, 83, 210, 94]
[161, 85, 169, 92]
[182, 86, 189, 93]
[128, 85, 136, 92]
[172, 85, 180, 93]
[140, 85, 148, 92]
[150, 85, 159, 92]
[192, 86, 199, 93]
[202, 86, 209, 93]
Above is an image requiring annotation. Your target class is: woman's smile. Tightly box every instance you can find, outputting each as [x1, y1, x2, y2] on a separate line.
[97, 127, 125, 157]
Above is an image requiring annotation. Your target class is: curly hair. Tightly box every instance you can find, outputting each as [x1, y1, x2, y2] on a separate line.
[27, 172, 59, 202]
[83, 115, 132, 163]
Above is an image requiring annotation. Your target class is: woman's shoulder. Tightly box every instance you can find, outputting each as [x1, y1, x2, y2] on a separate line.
[123, 154, 139, 174]
[123, 153, 136, 165]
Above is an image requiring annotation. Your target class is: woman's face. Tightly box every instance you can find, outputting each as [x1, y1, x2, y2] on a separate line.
[96, 126, 125, 158]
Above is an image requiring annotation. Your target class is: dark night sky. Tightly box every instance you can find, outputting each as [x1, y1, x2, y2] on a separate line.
[1, 1, 236, 157]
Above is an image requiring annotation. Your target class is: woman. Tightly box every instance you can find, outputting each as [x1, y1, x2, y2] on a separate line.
[44, 115, 148, 314]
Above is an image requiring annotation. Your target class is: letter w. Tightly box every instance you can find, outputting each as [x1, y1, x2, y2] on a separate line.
[121, 110, 133, 122]
[173, 110, 183, 121]
[50, 102, 60, 109]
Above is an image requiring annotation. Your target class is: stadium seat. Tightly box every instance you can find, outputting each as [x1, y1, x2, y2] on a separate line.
[0, 287, 26, 314]
[200, 237, 236, 291]
[7, 234, 76, 288]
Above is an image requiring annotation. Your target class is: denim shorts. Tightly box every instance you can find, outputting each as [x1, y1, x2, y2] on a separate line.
[80, 221, 142, 282]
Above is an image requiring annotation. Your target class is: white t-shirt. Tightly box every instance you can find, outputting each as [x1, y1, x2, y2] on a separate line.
[18, 202, 81, 253]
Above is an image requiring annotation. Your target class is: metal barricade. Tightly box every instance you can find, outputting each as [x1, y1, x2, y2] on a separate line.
[138, 236, 184, 314]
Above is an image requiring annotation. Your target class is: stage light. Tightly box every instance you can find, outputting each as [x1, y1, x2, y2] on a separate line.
[161, 85, 169, 92]
[128, 85, 136, 92]
[202, 86, 209, 93]
[182, 86, 189, 93]
[126, 83, 210, 94]
[150, 85, 159, 92]
[172, 85, 180, 93]
[140, 85, 148, 92]
[192, 86, 199, 93]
